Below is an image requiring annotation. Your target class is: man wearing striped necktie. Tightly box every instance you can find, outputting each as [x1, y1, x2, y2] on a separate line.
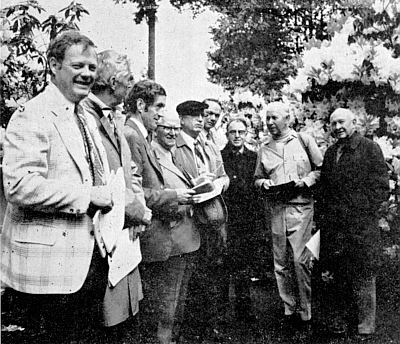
[1, 31, 113, 343]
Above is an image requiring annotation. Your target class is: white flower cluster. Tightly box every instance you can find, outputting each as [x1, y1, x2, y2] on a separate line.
[231, 88, 266, 109]
[284, 2, 400, 95]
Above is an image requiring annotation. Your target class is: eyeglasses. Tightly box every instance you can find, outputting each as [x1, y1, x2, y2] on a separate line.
[203, 111, 220, 118]
[158, 125, 180, 133]
[228, 130, 246, 136]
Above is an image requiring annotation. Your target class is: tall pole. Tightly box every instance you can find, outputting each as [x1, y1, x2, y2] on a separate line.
[148, 8, 156, 80]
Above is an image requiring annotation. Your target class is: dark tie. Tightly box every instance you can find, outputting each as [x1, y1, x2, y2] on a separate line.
[336, 144, 344, 163]
[75, 105, 105, 186]
[194, 139, 205, 165]
[104, 108, 121, 152]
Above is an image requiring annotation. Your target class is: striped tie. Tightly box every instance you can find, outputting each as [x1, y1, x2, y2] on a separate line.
[75, 105, 105, 186]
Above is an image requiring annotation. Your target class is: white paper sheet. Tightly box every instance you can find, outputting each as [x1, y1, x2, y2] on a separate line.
[305, 230, 320, 260]
[93, 167, 125, 253]
[108, 233, 142, 287]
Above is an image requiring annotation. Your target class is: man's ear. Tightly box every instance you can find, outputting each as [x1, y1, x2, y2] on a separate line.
[137, 98, 145, 113]
[49, 57, 61, 75]
[109, 76, 117, 90]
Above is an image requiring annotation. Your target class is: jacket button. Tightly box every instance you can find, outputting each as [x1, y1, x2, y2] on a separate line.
[90, 230, 94, 236]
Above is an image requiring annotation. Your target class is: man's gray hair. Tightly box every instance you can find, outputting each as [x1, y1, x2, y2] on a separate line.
[92, 50, 131, 92]
[265, 101, 294, 125]
[330, 108, 356, 122]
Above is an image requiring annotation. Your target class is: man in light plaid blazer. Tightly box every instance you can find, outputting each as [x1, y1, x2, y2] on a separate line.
[1, 31, 113, 342]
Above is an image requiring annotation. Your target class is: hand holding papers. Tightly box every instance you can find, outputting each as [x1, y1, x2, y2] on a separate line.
[262, 180, 298, 202]
[192, 179, 224, 204]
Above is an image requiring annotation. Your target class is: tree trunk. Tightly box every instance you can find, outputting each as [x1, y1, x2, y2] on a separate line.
[148, 9, 156, 80]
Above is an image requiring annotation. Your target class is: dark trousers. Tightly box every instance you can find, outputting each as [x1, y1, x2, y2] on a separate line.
[139, 252, 197, 344]
[183, 227, 230, 337]
[10, 246, 108, 343]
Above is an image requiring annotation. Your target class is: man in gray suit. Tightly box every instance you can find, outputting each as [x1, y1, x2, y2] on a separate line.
[81, 50, 152, 335]
[151, 110, 200, 343]
[124, 80, 194, 344]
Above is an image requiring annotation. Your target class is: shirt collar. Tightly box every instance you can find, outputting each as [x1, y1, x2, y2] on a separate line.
[338, 131, 361, 150]
[88, 92, 111, 110]
[128, 117, 148, 139]
[181, 130, 196, 150]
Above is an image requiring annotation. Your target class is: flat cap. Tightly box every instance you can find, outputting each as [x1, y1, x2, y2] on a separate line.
[176, 100, 208, 117]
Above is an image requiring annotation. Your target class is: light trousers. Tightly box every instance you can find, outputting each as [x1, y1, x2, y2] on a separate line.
[270, 202, 314, 321]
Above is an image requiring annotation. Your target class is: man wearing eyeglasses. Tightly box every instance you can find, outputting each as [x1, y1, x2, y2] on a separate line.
[151, 111, 199, 344]
[220, 118, 264, 323]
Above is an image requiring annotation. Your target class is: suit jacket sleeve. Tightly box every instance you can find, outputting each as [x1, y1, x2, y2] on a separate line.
[124, 126, 177, 211]
[3, 107, 91, 214]
[358, 141, 390, 212]
[300, 133, 323, 188]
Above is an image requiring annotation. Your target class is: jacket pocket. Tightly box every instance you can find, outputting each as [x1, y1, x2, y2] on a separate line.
[13, 223, 58, 246]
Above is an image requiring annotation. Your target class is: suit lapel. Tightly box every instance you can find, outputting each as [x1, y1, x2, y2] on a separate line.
[126, 120, 163, 177]
[100, 115, 120, 152]
[153, 145, 192, 187]
[52, 110, 91, 182]
[175, 133, 198, 178]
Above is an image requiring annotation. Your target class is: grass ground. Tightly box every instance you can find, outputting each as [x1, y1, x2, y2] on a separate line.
[2, 254, 399, 344]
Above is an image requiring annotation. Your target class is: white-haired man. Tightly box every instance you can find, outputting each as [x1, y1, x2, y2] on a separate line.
[81, 50, 152, 331]
[254, 102, 323, 332]
[319, 108, 389, 341]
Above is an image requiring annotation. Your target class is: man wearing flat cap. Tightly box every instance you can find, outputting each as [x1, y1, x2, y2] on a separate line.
[174, 100, 230, 341]
[150, 111, 199, 343]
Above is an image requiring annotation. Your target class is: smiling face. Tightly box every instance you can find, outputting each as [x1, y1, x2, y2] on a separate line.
[50, 44, 97, 103]
[141, 95, 166, 131]
[156, 125, 180, 150]
[330, 109, 357, 140]
[226, 120, 247, 150]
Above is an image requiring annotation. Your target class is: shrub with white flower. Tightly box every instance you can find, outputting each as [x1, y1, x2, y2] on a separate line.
[282, 0, 400, 256]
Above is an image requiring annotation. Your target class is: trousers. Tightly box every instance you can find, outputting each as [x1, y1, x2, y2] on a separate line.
[270, 202, 313, 321]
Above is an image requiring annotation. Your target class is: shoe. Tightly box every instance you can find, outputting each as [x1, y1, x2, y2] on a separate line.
[328, 321, 347, 337]
[298, 319, 313, 333]
[279, 314, 298, 333]
[355, 333, 374, 342]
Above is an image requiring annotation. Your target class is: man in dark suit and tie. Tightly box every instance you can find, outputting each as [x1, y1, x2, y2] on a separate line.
[123, 80, 194, 344]
[81, 50, 152, 335]
[1, 31, 113, 342]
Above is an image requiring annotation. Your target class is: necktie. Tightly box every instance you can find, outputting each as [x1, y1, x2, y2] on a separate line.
[206, 130, 214, 144]
[194, 139, 205, 165]
[106, 109, 121, 151]
[75, 105, 105, 186]
[336, 144, 344, 163]
[194, 139, 207, 175]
